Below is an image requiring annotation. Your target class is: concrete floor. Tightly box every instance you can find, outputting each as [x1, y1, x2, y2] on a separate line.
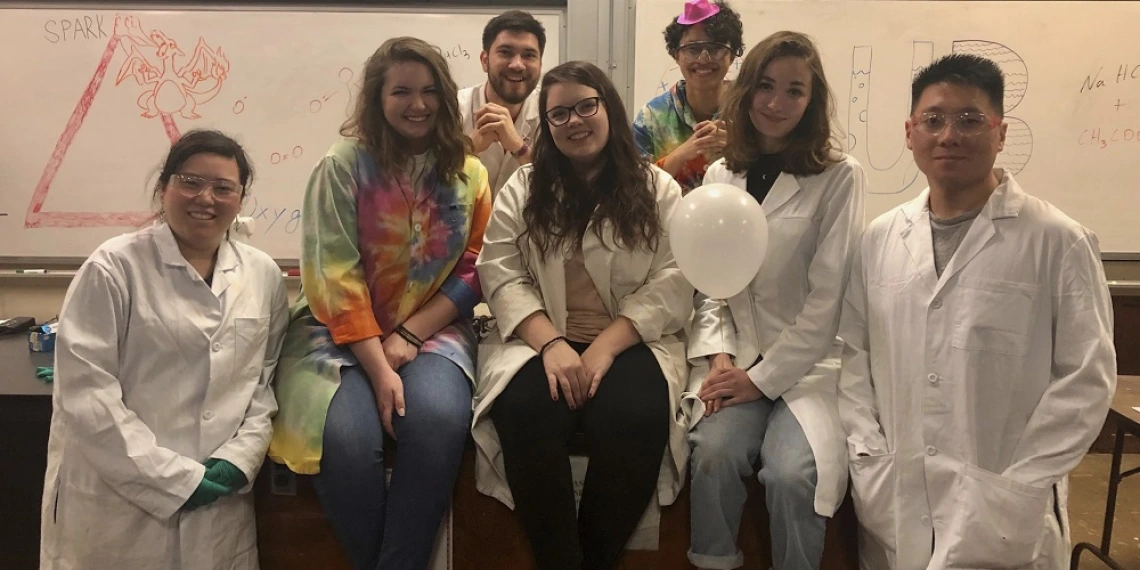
[1069, 453, 1140, 569]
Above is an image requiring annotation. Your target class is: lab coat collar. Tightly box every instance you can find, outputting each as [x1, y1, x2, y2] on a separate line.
[897, 169, 1026, 295]
[154, 223, 241, 296]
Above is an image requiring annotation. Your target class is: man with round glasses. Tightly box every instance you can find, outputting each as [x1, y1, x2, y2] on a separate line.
[633, 0, 744, 193]
[838, 53, 1116, 570]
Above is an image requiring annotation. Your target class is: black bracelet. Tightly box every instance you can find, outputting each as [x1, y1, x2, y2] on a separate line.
[539, 336, 568, 357]
[394, 325, 424, 349]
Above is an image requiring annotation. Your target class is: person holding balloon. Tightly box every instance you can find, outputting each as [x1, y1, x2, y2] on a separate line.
[473, 61, 694, 570]
[676, 31, 867, 570]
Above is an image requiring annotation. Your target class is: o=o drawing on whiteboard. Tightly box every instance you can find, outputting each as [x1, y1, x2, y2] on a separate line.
[309, 66, 356, 114]
[25, 14, 228, 229]
[270, 146, 304, 165]
[850, 39, 1034, 195]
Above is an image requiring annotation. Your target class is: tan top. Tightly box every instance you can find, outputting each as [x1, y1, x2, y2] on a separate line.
[564, 246, 611, 342]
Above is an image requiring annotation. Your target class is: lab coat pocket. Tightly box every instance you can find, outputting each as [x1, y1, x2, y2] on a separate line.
[235, 316, 270, 378]
[951, 277, 1037, 357]
[848, 452, 896, 552]
[944, 464, 1049, 568]
[57, 483, 172, 566]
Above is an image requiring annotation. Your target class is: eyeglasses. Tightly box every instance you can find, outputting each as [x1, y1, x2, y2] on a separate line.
[677, 41, 733, 61]
[545, 96, 602, 126]
[170, 173, 243, 201]
[911, 112, 1000, 137]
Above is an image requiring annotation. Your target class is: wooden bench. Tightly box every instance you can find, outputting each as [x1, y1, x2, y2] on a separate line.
[255, 441, 860, 569]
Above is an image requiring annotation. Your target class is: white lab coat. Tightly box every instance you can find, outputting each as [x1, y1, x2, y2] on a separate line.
[685, 155, 866, 516]
[837, 171, 1116, 570]
[40, 223, 289, 570]
[458, 83, 541, 199]
[473, 164, 695, 508]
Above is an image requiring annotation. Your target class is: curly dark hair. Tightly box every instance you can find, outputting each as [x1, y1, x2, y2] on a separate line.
[663, 1, 745, 58]
[341, 37, 471, 184]
[722, 31, 841, 176]
[523, 61, 662, 256]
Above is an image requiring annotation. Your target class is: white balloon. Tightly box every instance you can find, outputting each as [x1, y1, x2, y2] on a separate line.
[669, 183, 768, 299]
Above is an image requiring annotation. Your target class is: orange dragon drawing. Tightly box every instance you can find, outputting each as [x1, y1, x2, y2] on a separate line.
[113, 16, 229, 120]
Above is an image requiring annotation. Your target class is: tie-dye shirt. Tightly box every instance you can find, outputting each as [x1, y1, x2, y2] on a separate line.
[632, 80, 722, 193]
[268, 138, 490, 474]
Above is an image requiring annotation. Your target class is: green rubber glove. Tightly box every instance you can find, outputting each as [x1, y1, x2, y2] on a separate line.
[35, 367, 54, 383]
[183, 477, 228, 511]
[204, 458, 248, 493]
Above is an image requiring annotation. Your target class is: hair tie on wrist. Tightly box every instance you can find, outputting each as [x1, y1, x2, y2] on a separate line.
[540, 336, 568, 357]
[395, 325, 424, 349]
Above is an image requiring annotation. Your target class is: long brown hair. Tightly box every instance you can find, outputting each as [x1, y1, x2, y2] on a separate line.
[722, 31, 840, 176]
[524, 61, 661, 256]
[341, 37, 471, 183]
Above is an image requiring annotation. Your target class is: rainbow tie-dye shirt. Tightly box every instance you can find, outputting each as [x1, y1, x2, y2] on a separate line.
[268, 138, 490, 474]
[632, 80, 722, 193]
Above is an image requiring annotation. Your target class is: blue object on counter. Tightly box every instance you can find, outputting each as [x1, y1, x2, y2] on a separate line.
[29, 322, 58, 353]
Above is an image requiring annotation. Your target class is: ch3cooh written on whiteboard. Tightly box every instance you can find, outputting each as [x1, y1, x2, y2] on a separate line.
[1077, 62, 1140, 149]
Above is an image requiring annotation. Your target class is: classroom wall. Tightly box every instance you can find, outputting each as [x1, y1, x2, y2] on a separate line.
[3, 0, 1139, 321]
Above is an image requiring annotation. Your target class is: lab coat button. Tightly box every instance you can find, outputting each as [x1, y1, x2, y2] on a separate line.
[414, 223, 423, 231]
[920, 515, 931, 526]
[926, 446, 937, 456]
[212, 342, 222, 352]
[931, 299, 943, 309]
[203, 411, 214, 420]
[927, 373, 939, 384]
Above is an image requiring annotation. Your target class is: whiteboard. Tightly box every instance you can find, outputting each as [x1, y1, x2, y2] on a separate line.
[633, 0, 1140, 254]
[0, 5, 563, 261]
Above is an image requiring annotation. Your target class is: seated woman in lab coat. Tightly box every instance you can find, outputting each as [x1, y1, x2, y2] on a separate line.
[266, 37, 491, 570]
[473, 61, 694, 570]
[40, 129, 289, 570]
[684, 31, 866, 570]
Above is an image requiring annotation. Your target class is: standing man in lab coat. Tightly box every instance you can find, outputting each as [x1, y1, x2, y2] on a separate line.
[459, 10, 545, 200]
[838, 54, 1116, 570]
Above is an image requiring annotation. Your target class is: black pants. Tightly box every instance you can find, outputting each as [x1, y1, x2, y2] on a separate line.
[490, 342, 671, 570]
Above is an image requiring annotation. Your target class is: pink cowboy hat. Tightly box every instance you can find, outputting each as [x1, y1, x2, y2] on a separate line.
[677, 0, 720, 24]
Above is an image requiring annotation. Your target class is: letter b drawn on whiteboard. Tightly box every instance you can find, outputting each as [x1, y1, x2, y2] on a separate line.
[849, 39, 1034, 195]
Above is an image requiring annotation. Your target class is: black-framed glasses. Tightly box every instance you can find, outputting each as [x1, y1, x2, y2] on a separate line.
[911, 112, 1000, 137]
[170, 173, 243, 202]
[677, 41, 734, 60]
[544, 96, 602, 126]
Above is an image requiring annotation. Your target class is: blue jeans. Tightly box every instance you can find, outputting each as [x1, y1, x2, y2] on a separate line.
[313, 354, 472, 570]
[688, 398, 825, 570]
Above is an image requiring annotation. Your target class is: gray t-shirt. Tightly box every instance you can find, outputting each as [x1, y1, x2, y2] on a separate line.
[931, 208, 983, 277]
